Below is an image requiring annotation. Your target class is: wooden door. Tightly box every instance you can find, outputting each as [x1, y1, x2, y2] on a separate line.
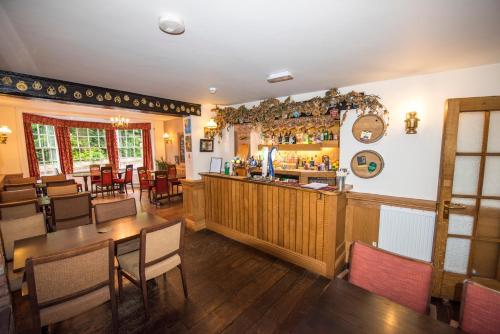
[433, 96, 500, 299]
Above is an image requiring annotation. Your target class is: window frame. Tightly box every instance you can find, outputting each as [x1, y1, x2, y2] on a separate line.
[32, 124, 60, 176]
[70, 127, 109, 172]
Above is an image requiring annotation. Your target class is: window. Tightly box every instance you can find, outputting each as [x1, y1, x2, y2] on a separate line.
[70, 128, 109, 172]
[117, 129, 143, 169]
[32, 124, 60, 176]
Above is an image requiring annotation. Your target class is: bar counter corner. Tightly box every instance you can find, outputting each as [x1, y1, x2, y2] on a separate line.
[192, 172, 348, 278]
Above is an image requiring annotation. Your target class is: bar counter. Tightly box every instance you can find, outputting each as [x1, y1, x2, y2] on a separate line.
[199, 172, 348, 278]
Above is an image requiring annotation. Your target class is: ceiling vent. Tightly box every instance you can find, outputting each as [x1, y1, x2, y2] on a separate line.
[267, 71, 294, 83]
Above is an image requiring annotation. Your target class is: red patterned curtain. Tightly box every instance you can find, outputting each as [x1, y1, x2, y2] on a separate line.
[23, 120, 40, 178]
[55, 126, 73, 174]
[142, 129, 153, 170]
[105, 129, 119, 169]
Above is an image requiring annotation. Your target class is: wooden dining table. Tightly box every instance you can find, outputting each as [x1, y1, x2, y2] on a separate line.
[13, 212, 168, 273]
[293, 278, 462, 334]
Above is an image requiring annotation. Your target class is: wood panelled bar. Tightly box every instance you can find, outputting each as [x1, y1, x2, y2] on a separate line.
[200, 173, 347, 278]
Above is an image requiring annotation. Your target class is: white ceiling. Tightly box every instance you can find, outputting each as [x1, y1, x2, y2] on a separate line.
[1, 0, 499, 106]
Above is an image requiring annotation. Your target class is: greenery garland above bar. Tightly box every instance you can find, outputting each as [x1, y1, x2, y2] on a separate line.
[0, 70, 201, 117]
[212, 88, 388, 137]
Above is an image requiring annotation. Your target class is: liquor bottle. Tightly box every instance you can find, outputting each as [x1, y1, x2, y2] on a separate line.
[329, 130, 334, 141]
[284, 132, 289, 144]
[278, 133, 282, 144]
[303, 132, 308, 144]
[289, 133, 295, 144]
[323, 129, 328, 141]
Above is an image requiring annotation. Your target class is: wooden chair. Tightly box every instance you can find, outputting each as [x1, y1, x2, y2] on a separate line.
[90, 164, 101, 194]
[0, 199, 40, 220]
[454, 280, 500, 334]
[95, 166, 115, 198]
[94, 198, 138, 256]
[46, 179, 82, 192]
[113, 164, 134, 194]
[117, 220, 187, 318]
[167, 164, 182, 197]
[50, 193, 92, 231]
[0, 188, 37, 203]
[0, 213, 46, 292]
[25, 239, 118, 333]
[137, 167, 153, 201]
[4, 183, 36, 191]
[151, 171, 169, 206]
[339, 241, 433, 315]
[47, 184, 78, 197]
[6, 176, 36, 185]
[41, 174, 66, 184]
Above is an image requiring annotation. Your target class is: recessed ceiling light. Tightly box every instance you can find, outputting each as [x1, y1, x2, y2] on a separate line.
[209, 87, 217, 94]
[159, 14, 185, 35]
[267, 71, 294, 83]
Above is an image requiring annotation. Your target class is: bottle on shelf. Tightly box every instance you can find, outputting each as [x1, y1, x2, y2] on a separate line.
[278, 133, 283, 144]
[328, 130, 334, 141]
[284, 132, 290, 144]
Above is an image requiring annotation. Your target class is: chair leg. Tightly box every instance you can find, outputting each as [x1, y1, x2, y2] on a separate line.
[178, 263, 188, 298]
[131, 182, 134, 193]
[117, 269, 123, 301]
[110, 285, 119, 334]
[141, 279, 150, 318]
[124, 183, 128, 194]
[140, 189, 143, 201]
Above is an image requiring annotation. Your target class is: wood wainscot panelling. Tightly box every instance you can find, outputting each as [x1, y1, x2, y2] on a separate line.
[181, 179, 206, 231]
[201, 173, 347, 278]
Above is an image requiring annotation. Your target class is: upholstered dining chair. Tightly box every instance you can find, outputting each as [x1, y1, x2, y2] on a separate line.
[0, 188, 37, 203]
[0, 213, 46, 292]
[454, 280, 500, 334]
[167, 164, 182, 197]
[4, 183, 36, 191]
[339, 241, 433, 315]
[94, 198, 139, 256]
[90, 164, 101, 194]
[95, 166, 115, 198]
[117, 220, 187, 318]
[50, 193, 92, 231]
[41, 174, 66, 184]
[47, 184, 78, 197]
[113, 164, 134, 194]
[137, 167, 153, 201]
[151, 171, 169, 206]
[5, 176, 36, 185]
[0, 199, 40, 220]
[25, 239, 118, 333]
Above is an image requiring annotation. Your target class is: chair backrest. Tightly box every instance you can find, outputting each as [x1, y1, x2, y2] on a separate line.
[4, 183, 36, 191]
[137, 167, 149, 187]
[90, 164, 101, 179]
[0, 213, 46, 261]
[94, 198, 137, 224]
[6, 176, 36, 185]
[46, 179, 75, 187]
[25, 239, 114, 328]
[100, 166, 113, 186]
[47, 184, 78, 197]
[348, 241, 432, 314]
[124, 164, 133, 182]
[0, 188, 37, 203]
[0, 199, 39, 220]
[155, 171, 169, 194]
[50, 193, 92, 230]
[459, 280, 500, 334]
[167, 164, 177, 179]
[140, 220, 184, 270]
[41, 174, 66, 184]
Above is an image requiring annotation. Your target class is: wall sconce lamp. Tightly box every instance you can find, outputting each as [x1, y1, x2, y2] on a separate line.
[163, 132, 173, 143]
[204, 118, 218, 139]
[0, 125, 12, 144]
[405, 111, 419, 134]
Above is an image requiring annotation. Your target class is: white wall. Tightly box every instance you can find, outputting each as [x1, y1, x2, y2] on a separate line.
[231, 63, 500, 201]
[184, 104, 234, 180]
[162, 118, 183, 164]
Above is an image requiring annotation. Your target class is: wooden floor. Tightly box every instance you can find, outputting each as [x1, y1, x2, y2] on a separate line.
[12, 190, 458, 333]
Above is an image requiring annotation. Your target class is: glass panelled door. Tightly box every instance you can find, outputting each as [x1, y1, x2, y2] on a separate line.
[434, 97, 500, 300]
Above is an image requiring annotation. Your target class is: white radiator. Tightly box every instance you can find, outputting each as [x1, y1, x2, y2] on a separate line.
[378, 205, 436, 262]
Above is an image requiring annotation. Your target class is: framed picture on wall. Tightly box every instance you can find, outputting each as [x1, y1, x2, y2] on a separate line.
[174, 155, 180, 164]
[179, 134, 185, 163]
[185, 135, 192, 152]
[184, 118, 191, 135]
[200, 139, 214, 152]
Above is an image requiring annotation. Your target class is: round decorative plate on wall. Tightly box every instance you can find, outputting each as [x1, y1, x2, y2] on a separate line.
[350, 150, 384, 178]
[352, 114, 386, 143]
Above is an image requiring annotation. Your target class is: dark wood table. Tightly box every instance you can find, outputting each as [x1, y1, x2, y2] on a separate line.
[13, 212, 168, 273]
[293, 278, 462, 334]
[71, 172, 91, 191]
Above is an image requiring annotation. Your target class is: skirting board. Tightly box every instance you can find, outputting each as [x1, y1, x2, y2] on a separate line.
[206, 221, 329, 277]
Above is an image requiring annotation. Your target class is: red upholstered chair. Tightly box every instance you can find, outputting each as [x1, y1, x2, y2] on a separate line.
[346, 241, 433, 314]
[458, 280, 500, 334]
[137, 167, 153, 201]
[113, 164, 134, 194]
[151, 171, 169, 206]
[95, 166, 115, 198]
[90, 164, 101, 194]
[167, 164, 182, 197]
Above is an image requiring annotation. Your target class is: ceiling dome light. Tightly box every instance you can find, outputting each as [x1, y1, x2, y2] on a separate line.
[159, 14, 185, 35]
[209, 87, 217, 94]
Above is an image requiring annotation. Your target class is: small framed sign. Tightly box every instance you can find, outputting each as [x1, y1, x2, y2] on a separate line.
[209, 157, 223, 173]
[200, 139, 214, 152]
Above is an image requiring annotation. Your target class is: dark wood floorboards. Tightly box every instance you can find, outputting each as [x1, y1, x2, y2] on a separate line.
[12, 192, 459, 333]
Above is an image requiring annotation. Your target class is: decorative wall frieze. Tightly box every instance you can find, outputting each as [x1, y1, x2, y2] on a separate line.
[0, 70, 201, 117]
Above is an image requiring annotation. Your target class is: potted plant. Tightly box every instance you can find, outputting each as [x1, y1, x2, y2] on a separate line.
[156, 157, 168, 171]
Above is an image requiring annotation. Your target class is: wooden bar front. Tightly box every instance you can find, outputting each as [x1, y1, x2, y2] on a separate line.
[200, 173, 347, 278]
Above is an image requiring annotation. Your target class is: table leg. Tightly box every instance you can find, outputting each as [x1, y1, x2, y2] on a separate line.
[83, 175, 89, 192]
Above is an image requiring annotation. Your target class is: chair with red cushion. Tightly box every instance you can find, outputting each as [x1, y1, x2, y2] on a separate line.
[458, 280, 500, 334]
[167, 164, 182, 199]
[137, 167, 153, 201]
[89, 164, 101, 194]
[95, 166, 115, 198]
[113, 164, 134, 194]
[151, 171, 169, 206]
[344, 241, 433, 315]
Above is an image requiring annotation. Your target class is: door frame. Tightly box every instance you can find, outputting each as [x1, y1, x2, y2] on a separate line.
[433, 96, 500, 299]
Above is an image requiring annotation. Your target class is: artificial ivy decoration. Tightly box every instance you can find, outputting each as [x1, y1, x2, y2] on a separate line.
[212, 88, 388, 138]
